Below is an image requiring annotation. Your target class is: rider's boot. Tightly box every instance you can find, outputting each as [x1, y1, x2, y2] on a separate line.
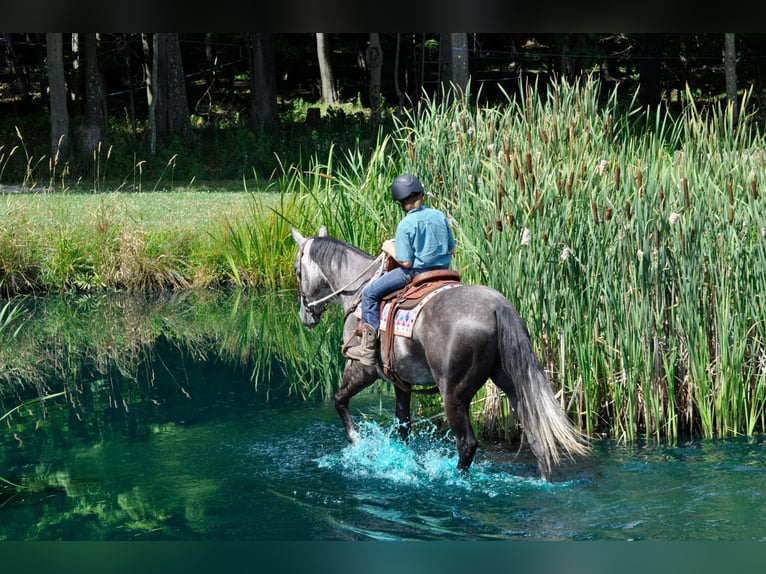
[345, 322, 377, 366]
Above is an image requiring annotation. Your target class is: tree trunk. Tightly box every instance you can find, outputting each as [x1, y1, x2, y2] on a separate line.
[316, 33, 336, 105]
[150, 32, 191, 154]
[78, 32, 108, 156]
[46, 32, 69, 166]
[247, 33, 278, 130]
[724, 33, 738, 123]
[447, 33, 469, 96]
[366, 33, 382, 123]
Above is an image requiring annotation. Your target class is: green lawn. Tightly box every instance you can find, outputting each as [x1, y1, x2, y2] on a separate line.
[0, 188, 285, 233]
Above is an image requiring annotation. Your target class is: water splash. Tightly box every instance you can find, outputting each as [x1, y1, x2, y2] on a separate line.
[315, 419, 560, 495]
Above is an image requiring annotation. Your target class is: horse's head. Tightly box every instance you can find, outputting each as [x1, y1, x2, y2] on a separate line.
[290, 225, 330, 328]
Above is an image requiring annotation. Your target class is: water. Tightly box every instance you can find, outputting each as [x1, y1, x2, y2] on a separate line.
[3, 381, 766, 541]
[2, 293, 766, 542]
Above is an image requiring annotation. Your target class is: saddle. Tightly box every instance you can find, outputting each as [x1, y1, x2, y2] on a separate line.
[377, 267, 461, 393]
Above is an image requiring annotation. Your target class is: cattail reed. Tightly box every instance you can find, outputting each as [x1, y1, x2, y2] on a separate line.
[727, 182, 734, 205]
[683, 176, 690, 209]
[525, 152, 532, 174]
[566, 170, 574, 199]
[591, 201, 599, 224]
[751, 178, 758, 200]
[637, 166, 643, 196]
[625, 200, 631, 221]
[615, 164, 621, 191]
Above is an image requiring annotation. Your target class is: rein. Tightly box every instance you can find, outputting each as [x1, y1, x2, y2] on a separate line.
[298, 240, 385, 311]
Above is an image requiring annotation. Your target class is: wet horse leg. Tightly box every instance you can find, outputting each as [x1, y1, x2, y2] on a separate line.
[393, 385, 412, 442]
[442, 390, 479, 471]
[333, 361, 377, 443]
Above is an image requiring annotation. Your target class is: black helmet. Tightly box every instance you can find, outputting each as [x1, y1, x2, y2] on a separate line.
[391, 173, 424, 202]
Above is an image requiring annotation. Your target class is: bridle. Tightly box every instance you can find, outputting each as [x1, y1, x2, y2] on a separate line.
[295, 238, 385, 321]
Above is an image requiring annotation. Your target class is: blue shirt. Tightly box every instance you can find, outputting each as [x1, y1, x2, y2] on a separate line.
[394, 205, 455, 270]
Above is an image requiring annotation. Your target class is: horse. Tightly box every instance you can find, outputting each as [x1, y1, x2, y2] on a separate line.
[291, 225, 589, 481]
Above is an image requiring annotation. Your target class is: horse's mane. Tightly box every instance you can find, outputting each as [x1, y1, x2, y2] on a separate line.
[310, 236, 374, 267]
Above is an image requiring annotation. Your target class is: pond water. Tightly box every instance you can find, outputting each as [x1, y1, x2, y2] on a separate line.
[2, 292, 766, 544]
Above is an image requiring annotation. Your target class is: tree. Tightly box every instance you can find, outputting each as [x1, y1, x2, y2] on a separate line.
[724, 33, 738, 123]
[46, 32, 69, 166]
[444, 33, 469, 97]
[366, 33, 383, 123]
[149, 33, 191, 155]
[316, 33, 336, 105]
[247, 33, 278, 130]
[77, 33, 108, 157]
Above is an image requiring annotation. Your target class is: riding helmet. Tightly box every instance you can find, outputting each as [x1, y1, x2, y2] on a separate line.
[390, 173, 424, 202]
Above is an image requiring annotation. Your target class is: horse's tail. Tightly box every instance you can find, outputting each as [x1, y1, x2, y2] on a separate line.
[495, 304, 589, 480]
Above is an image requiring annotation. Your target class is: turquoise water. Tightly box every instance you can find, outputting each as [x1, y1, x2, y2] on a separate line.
[3, 373, 766, 541]
[1, 292, 766, 543]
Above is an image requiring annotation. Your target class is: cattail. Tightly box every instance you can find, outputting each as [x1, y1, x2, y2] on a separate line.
[566, 170, 574, 199]
[525, 151, 532, 174]
[495, 218, 503, 231]
[513, 155, 520, 181]
[615, 164, 621, 191]
[637, 167, 643, 196]
[607, 113, 613, 142]
[506, 212, 514, 227]
[591, 201, 599, 224]
[526, 129, 532, 148]
[526, 84, 533, 124]
[727, 182, 734, 205]
[625, 200, 632, 221]
[503, 142, 511, 165]
[728, 206, 734, 225]
[683, 176, 690, 209]
[751, 178, 758, 200]
[497, 182, 504, 207]
[605, 207, 613, 221]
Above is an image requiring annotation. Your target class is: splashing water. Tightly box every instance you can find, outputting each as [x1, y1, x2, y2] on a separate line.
[315, 418, 565, 495]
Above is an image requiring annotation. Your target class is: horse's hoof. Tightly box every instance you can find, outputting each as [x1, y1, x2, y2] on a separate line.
[347, 429, 360, 444]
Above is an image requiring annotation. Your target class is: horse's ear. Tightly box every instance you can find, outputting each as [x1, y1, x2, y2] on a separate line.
[291, 227, 307, 246]
[318, 225, 328, 237]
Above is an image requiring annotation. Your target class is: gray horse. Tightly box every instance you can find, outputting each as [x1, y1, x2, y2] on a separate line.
[291, 226, 589, 481]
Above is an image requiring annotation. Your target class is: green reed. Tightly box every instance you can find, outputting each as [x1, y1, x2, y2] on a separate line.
[353, 76, 766, 442]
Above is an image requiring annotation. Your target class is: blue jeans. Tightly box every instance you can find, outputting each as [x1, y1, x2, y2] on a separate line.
[360, 266, 418, 330]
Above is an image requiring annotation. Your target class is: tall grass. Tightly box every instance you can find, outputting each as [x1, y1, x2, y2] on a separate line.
[278, 77, 766, 443]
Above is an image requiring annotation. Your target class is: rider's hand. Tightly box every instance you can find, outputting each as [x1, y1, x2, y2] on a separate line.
[382, 239, 396, 257]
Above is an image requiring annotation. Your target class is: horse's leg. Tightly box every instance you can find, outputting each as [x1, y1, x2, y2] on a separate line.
[334, 361, 377, 443]
[442, 390, 479, 471]
[393, 386, 412, 442]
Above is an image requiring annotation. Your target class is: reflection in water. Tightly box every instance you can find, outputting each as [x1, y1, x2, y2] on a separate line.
[1, 291, 766, 541]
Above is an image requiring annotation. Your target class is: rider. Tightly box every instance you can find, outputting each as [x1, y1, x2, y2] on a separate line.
[345, 173, 456, 366]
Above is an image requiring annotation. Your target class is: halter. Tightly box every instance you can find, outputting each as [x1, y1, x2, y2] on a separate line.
[296, 238, 385, 320]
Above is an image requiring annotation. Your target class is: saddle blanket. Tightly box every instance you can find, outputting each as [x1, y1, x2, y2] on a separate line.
[378, 283, 459, 338]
